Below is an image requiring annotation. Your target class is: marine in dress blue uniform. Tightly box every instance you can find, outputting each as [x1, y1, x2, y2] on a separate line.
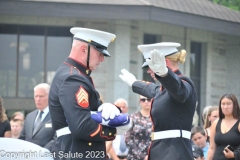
[119, 42, 198, 160]
[49, 28, 120, 160]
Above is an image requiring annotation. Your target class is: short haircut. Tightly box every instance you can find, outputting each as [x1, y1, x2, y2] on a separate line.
[10, 119, 24, 126]
[191, 126, 206, 138]
[11, 111, 25, 121]
[34, 83, 50, 94]
[114, 98, 128, 107]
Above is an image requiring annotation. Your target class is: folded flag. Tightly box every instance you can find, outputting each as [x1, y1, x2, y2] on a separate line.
[91, 111, 130, 127]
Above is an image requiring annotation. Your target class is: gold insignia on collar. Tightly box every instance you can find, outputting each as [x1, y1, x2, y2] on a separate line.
[86, 70, 89, 74]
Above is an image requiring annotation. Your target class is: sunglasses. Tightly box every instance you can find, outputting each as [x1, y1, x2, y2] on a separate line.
[140, 98, 151, 102]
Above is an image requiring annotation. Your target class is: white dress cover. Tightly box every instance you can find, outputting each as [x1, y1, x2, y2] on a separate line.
[0, 138, 54, 160]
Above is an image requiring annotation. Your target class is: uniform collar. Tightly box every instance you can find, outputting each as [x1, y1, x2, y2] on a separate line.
[65, 57, 92, 76]
[174, 69, 182, 75]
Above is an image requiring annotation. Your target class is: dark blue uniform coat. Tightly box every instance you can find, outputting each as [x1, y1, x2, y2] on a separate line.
[49, 58, 116, 160]
[132, 69, 197, 160]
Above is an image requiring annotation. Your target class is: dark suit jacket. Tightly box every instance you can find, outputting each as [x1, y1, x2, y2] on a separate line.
[19, 109, 56, 151]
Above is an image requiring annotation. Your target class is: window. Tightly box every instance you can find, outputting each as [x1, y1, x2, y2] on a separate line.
[190, 42, 202, 125]
[46, 36, 71, 84]
[0, 34, 17, 97]
[18, 35, 45, 97]
[0, 24, 72, 98]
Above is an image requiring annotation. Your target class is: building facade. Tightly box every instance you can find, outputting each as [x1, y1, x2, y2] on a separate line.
[0, 0, 240, 124]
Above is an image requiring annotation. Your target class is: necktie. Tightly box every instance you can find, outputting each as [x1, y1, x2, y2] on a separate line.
[119, 134, 127, 152]
[33, 111, 44, 134]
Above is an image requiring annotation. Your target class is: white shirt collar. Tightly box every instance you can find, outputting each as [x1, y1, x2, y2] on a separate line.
[36, 106, 49, 122]
[42, 106, 49, 114]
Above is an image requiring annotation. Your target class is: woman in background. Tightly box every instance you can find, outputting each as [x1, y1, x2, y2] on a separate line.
[207, 93, 240, 160]
[125, 95, 152, 160]
[0, 96, 11, 137]
[204, 106, 219, 142]
[202, 106, 212, 127]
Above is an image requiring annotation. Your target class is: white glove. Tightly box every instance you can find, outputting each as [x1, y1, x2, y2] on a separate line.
[98, 103, 120, 119]
[119, 69, 137, 87]
[146, 49, 168, 76]
[116, 119, 132, 135]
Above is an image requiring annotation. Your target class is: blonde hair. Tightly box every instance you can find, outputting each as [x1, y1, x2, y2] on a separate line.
[11, 111, 25, 121]
[166, 50, 187, 64]
[10, 119, 24, 126]
[202, 106, 212, 124]
[204, 106, 219, 129]
[0, 97, 8, 122]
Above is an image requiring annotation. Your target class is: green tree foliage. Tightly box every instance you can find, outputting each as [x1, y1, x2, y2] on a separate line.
[208, 0, 240, 11]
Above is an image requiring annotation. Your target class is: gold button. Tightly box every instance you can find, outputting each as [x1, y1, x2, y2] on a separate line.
[88, 142, 92, 146]
[114, 134, 116, 137]
[109, 132, 112, 136]
[102, 131, 104, 134]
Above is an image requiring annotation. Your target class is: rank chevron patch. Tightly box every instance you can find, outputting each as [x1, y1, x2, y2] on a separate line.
[75, 86, 89, 108]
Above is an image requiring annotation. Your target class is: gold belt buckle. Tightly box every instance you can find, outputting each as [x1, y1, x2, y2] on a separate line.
[150, 132, 154, 141]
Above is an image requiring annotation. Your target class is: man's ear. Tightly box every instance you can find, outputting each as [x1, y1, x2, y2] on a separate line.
[80, 45, 88, 54]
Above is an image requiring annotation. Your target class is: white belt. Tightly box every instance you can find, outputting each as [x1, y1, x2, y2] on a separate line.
[151, 130, 191, 141]
[56, 127, 71, 138]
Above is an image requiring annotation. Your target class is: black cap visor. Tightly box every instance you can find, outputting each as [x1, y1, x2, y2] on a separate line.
[141, 61, 149, 69]
[93, 46, 110, 57]
[74, 37, 111, 57]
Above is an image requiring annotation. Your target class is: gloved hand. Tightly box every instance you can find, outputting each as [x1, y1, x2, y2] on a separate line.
[98, 103, 120, 119]
[146, 49, 168, 76]
[116, 119, 132, 135]
[119, 69, 137, 87]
